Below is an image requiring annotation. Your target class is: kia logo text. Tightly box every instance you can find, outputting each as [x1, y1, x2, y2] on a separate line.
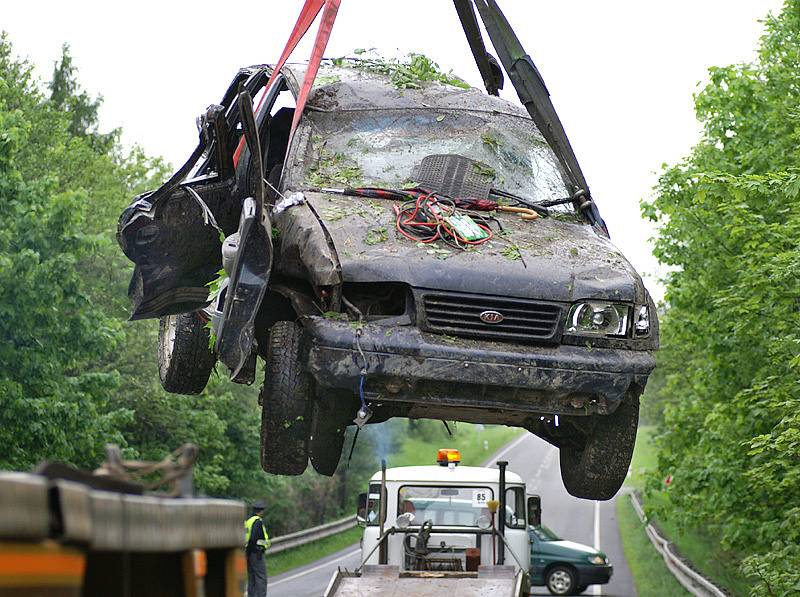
[479, 310, 504, 324]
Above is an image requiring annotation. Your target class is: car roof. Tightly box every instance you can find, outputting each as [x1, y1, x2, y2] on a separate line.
[369, 465, 524, 485]
[279, 62, 532, 121]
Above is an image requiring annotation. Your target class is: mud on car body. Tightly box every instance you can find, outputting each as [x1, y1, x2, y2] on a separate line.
[118, 60, 657, 500]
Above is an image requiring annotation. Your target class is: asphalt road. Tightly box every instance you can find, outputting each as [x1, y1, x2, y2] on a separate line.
[268, 432, 636, 597]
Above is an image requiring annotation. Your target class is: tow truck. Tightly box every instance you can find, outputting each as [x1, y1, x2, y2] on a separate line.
[324, 449, 536, 596]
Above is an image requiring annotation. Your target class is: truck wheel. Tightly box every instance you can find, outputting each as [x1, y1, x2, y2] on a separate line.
[309, 397, 348, 476]
[559, 392, 639, 500]
[158, 312, 215, 395]
[260, 321, 310, 475]
[545, 565, 577, 595]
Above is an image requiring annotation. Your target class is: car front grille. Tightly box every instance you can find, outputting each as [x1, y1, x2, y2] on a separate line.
[419, 291, 563, 344]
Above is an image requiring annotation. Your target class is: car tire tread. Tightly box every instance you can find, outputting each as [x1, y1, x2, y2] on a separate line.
[158, 312, 215, 395]
[260, 321, 310, 475]
[560, 391, 640, 500]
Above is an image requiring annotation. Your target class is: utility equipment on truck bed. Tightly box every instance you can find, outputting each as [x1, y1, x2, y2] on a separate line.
[324, 452, 532, 596]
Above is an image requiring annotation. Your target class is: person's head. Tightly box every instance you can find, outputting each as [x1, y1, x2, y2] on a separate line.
[252, 500, 266, 516]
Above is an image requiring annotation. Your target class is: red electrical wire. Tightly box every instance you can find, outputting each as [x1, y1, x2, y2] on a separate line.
[394, 193, 493, 248]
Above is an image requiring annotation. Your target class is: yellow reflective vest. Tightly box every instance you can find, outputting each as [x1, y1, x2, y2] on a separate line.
[244, 515, 271, 550]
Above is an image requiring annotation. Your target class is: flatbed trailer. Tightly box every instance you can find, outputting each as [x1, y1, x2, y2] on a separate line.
[0, 471, 245, 597]
[326, 564, 526, 597]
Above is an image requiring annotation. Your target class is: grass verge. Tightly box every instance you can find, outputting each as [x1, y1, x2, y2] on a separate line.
[618, 425, 690, 596]
[616, 497, 690, 596]
[650, 504, 751, 595]
[624, 426, 751, 596]
[266, 525, 363, 577]
[392, 423, 523, 468]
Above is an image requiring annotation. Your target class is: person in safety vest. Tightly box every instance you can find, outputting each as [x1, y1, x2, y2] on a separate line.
[245, 500, 271, 596]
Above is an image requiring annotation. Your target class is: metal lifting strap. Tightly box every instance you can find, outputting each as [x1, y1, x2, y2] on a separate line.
[453, 0, 500, 96]
[470, 0, 607, 233]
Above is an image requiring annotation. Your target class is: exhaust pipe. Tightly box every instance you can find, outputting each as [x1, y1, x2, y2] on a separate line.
[379, 459, 387, 564]
[497, 460, 507, 565]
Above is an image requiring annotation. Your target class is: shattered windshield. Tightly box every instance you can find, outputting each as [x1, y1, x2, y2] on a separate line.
[298, 108, 572, 208]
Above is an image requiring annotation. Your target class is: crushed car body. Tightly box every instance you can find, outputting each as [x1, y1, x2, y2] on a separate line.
[118, 1, 657, 501]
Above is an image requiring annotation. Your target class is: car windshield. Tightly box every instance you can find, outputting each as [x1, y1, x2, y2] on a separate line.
[299, 108, 572, 208]
[398, 485, 495, 527]
[531, 525, 561, 541]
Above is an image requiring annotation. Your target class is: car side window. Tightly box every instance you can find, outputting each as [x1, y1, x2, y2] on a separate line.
[504, 487, 526, 529]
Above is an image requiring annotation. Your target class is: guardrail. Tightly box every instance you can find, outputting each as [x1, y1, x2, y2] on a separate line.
[269, 515, 357, 555]
[629, 491, 729, 597]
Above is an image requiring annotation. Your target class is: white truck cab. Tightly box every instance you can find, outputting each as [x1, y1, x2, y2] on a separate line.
[325, 450, 540, 596]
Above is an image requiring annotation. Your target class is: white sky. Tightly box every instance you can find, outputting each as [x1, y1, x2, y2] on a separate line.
[2, 1, 783, 301]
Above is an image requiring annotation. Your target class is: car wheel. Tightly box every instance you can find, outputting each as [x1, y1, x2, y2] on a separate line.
[559, 391, 640, 500]
[308, 397, 348, 476]
[158, 312, 215, 395]
[259, 321, 310, 475]
[545, 565, 577, 596]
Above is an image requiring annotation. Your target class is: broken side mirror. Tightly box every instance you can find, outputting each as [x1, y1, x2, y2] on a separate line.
[527, 494, 541, 528]
[357, 492, 368, 526]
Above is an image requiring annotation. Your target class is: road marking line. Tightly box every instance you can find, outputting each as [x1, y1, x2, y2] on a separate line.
[526, 445, 556, 492]
[593, 500, 602, 596]
[488, 432, 530, 463]
[268, 547, 361, 587]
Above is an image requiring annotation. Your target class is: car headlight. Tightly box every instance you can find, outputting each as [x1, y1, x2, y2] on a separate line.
[566, 302, 629, 337]
[634, 305, 650, 337]
[588, 554, 606, 565]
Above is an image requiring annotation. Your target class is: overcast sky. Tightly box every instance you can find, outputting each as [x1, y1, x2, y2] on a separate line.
[3, 1, 783, 301]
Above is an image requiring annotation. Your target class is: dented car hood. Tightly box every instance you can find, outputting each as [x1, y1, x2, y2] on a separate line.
[278, 190, 645, 304]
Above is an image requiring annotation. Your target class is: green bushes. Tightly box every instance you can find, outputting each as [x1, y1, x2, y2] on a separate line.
[642, 2, 800, 594]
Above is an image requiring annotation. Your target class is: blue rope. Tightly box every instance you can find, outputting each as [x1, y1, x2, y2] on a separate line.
[358, 372, 367, 412]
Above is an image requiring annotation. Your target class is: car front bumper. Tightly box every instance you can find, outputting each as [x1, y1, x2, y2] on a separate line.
[303, 318, 655, 417]
[575, 564, 613, 584]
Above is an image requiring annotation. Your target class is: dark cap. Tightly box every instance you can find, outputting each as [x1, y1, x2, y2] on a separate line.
[252, 500, 266, 511]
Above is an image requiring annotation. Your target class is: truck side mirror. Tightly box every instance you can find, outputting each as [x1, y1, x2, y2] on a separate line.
[527, 495, 541, 527]
[357, 492, 367, 525]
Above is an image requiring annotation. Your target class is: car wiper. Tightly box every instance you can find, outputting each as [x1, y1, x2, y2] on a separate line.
[319, 185, 575, 218]
[489, 188, 549, 216]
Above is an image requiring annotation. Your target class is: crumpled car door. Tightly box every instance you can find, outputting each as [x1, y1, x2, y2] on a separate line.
[116, 68, 271, 320]
[214, 90, 273, 378]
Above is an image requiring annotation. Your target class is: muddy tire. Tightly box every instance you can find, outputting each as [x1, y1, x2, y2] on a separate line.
[158, 312, 215, 395]
[309, 397, 348, 476]
[545, 565, 577, 595]
[260, 321, 310, 475]
[559, 392, 639, 501]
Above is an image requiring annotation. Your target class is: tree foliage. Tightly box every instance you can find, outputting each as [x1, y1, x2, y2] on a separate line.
[0, 35, 405, 536]
[642, 3, 800, 594]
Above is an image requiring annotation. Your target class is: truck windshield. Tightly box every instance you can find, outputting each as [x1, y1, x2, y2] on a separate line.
[300, 109, 572, 207]
[398, 485, 495, 527]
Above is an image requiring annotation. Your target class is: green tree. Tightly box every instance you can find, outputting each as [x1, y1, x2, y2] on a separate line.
[0, 38, 129, 468]
[0, 36, 382, 531]
[642, 3, 800, 594]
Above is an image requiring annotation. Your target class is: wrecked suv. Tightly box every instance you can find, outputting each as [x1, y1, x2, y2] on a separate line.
[118, 55, 657, 500]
